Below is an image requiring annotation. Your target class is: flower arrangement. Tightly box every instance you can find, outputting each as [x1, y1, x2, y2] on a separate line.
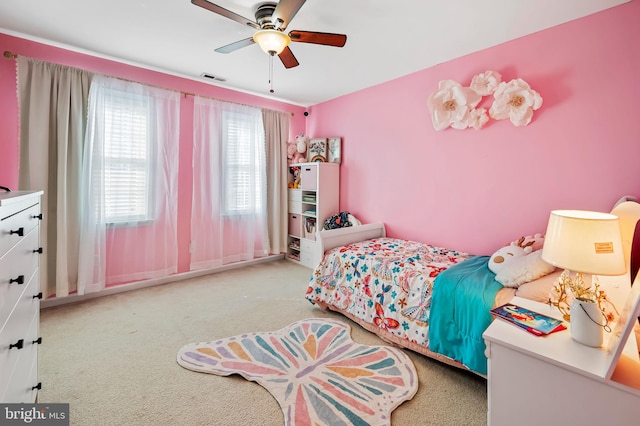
[548, 270, 618, 323]
[426, 70, 542, 130]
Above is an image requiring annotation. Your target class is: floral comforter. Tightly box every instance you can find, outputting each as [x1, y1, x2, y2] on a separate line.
[305, 237, 472, 348]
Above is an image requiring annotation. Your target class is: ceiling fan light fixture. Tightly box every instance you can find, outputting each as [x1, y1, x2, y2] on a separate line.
[253, 29, 290, 55]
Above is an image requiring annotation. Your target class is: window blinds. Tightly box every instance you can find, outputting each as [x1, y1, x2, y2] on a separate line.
[102, 89, 152, 223]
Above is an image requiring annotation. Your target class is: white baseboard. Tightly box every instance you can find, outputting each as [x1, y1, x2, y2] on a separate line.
[41, 254, 285, 309]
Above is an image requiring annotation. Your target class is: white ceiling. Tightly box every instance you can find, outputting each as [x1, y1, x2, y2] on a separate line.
[0, 0, 630, 106]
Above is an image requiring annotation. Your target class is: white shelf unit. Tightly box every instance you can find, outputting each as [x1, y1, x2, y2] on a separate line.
[287, 162, 339, 268]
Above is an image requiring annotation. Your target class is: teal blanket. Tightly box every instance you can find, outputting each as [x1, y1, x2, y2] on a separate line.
[427, 256, 503, 375]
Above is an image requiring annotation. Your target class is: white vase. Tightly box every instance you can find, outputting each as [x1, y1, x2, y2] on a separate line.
[570, 299, 604, 347]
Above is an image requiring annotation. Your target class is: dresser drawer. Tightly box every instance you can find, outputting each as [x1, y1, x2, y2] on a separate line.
[300, 238, 317, 253]
[0, 308, 39, 402]
[0, 202, 41, 259]
[300, 251, 319, 269]
[288, 189, 301, 202]
[0, 277, 40, 402]
[288, 201, 302, 214]
[0, 228, 40, 330]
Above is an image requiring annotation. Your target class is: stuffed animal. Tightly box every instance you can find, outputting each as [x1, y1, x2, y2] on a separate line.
[288, 166, 301, 188]
[488, 236, 555, 288]
[294, 134, 309, 163]
[286, 141, 305, 164]
[518, 233, 545, 252]
[286, 141, 296, 164]
[488, 239, 534, 276]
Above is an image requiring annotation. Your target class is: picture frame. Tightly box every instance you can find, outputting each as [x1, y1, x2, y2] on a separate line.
[328, 137, 342, 163]
[307, 138, 327, 162]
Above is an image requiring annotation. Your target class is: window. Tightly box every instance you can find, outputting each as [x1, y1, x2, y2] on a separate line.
[222, 110, 265, 215]
[102, 89, 153, 224]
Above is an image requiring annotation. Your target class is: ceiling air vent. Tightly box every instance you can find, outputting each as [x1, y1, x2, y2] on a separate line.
[200, 72, 227, 82]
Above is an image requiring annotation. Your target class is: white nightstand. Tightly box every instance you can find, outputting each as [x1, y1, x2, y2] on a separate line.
[483, 295, 640, 426]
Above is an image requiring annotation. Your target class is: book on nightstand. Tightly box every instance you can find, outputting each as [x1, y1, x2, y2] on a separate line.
[491, 303, 567, 336]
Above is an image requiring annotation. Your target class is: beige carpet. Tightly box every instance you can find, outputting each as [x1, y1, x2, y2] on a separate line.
[38, 260, 487, 425]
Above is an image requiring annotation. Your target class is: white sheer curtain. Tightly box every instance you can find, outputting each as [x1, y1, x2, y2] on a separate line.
[78, 75, 180, 295]
[17, 57, 92, 299]
[190, 96, 269, 270]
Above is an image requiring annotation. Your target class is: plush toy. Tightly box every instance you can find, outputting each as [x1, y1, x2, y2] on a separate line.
[287, 140, 305, 164]
[286, 141, 297, 164]
[488, 236, 555, 288]
[517, 233, 545, 252]
[294, 134, 309, 163]
[288, 166, 301, 188]
[489, 237, 534, 274]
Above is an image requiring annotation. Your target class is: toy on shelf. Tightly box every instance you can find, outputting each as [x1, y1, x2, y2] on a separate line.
[288, 166, 301, 188]
[286, 133, 309, 164]
[295, 134, 309, 162]
[287, 140, 305, 164]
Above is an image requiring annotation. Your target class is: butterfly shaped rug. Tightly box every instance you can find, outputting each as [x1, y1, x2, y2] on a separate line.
[177, 317, 418, 426]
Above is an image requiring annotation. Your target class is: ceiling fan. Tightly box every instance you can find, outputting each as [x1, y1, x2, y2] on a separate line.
[191, 0, 347, 69]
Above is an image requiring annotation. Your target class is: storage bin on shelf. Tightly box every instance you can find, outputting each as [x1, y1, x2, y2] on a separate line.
[300, 164, 317, 190]
[288, 213, 302, 237]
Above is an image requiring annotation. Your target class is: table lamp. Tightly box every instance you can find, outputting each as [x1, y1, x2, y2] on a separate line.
[541, 210, 626, 347]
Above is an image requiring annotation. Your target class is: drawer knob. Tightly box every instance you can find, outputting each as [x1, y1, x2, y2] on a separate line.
[32, 383, 42, 391]
[9, 339, 24, 350]
[34, 292, 43, 299]
[10, 275, 25, 285]
[32, 337, 42, 345]
[33, 213, 43, 220]
[10, 227, 24, 237]
[33, 247, 43, 254]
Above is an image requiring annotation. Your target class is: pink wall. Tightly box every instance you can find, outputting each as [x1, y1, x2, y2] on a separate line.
[0, 33, 306, 277]
[2, 1, 639, 276]
[308, 1, 640, 255]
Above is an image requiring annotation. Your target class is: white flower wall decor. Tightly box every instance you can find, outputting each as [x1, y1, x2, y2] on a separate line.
[426, 80, 483, 130]
[427, 70, 542, 130]
[489, 78, 543, 127]
[470, 70, 502, 96]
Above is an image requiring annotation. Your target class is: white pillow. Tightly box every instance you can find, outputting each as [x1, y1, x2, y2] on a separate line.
[494, 250, 556, 288]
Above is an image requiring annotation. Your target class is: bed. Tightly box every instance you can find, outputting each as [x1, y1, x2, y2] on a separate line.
[305, 200, 640, 376]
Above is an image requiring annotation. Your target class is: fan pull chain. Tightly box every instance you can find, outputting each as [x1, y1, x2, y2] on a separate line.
[269, 53, 275, 93]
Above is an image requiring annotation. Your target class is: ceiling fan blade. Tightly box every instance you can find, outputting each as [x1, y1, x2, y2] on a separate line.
[272, 0, 306, 30]
[215, 37, 255, 54]
[278, 47, 299, 69]
[191, 0, 259, 29]
[288, 30, 347, 47]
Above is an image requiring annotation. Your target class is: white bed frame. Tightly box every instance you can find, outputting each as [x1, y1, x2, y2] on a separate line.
[318, 222, 386, 253]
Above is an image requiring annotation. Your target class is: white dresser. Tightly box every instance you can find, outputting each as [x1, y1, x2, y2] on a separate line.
[0, 190, 43, 402]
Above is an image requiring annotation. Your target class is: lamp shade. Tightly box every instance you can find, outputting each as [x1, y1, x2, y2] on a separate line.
[253, 29, 290, 55]
[541, 210, 626, 276]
